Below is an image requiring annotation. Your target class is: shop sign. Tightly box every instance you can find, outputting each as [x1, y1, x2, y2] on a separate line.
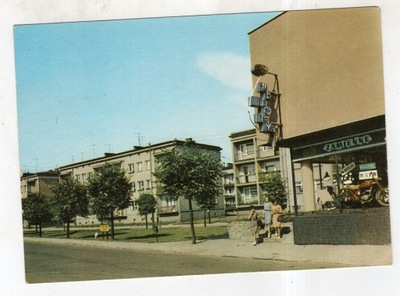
[340, 162, 356, 175]
[359, 170, 378, 180]
[323, 135, 372, 153]
[359, 162, 376, 171]
[291, 129, 386, 162]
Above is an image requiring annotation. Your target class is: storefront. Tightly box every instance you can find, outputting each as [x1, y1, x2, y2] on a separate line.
[278, 115, 388, 213]
[248, 7, 387, 214]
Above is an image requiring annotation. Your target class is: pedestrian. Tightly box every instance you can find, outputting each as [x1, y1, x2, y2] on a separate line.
[263, 196, 272, 238]
[248, 205, 259, 246]
[271, 200, 283, 238]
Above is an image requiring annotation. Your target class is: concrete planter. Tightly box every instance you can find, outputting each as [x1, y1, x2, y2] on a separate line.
[292, 208, 391, 245]
[228, 220, 252, 241]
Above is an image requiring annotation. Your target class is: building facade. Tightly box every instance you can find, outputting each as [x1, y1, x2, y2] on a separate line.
[57, 138, 225, 224]
[229, 129, 283, 209]
[248, 7, 388, 212]
[20, 170, 59, 199]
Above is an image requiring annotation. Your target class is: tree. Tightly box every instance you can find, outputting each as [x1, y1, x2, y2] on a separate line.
[198, 198, 217, 227]
[22, 192, 52, 237]
[51, 179, 89, 238]
[136, 193, 157, 229]
[154, 146, 223, 244]
[87, 163, 132, 239]
[259, 171, 287, 207]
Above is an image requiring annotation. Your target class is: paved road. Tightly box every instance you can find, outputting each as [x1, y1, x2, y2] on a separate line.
[24, 240, 351, 283]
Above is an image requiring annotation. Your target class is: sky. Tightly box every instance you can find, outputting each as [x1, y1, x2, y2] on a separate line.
[14, 11, 281, 173]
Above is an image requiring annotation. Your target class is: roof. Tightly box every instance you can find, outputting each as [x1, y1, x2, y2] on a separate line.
[57, 138, 222, 170]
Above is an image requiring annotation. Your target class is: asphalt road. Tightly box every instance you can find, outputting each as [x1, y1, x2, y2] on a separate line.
[24, 240, 350, 283]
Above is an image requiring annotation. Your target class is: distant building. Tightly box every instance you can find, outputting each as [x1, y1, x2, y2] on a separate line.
[222, 162, 235, 212]
[229, 129, 283, 209]
[20, 170, 59, 199]
[56, 138, 224, 224]
[20, 170, 59, 227]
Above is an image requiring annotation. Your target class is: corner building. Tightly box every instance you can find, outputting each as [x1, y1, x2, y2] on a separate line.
[249, 7, 388, 212]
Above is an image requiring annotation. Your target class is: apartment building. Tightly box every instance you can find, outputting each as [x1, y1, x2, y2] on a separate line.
[229, 129, 282, 209]
[57, 138, 224, 224]
[20, 170, 59, 199]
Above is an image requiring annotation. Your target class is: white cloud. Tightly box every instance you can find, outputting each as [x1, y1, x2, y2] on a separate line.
[196, 51, 252, 91]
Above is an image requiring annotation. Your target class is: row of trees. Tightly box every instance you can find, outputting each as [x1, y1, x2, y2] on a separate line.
[22, 146, 287, 244]
[22, 163, 132, 239]
[22, 147, 224, 244]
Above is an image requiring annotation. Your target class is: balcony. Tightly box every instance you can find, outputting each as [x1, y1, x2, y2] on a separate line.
[236, 174, 257, 185]
[257, 147, 276, 159]
[238, 196, 259, 205]
[234, 151, 255, 162]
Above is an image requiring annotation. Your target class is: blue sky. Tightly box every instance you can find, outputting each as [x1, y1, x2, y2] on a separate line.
[14, 11, 281, 172]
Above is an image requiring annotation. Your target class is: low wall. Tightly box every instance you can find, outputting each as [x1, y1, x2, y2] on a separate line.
[293, 208, 391, 245]
[228, 220, 252, 241]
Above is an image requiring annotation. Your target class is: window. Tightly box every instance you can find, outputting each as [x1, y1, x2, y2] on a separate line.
[76, 174, 80, 182]
[225, 187, 234, 195]
[137, 162, 143, 172]
[239, 143, 254, 155]
[265, 164, 276, 172]
[131, 182, 136, 192]
[241, 164, 255, 175]
[128, 163, 135, 173]
[82, 173, 86, 182]
[145, 160, 151, 171]
[242, 187, 258, 204]
[138, 181, 144, 191]
[146, 180, 151, 189]
[295, 181, 303, 194]
[244, 187, 258, 197]
[224, 175, 234, 185]
[88, 172, 92, 180]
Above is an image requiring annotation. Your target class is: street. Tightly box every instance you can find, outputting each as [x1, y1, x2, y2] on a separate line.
[24, 240, 350, 283]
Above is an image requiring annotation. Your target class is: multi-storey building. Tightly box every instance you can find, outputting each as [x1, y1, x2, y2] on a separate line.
[20, 170, 59, 227]
[57, 138, 224, 224]
[222, 163, 235, 212]
[20, 170, 59, 199]
[229, 129, 283, 209]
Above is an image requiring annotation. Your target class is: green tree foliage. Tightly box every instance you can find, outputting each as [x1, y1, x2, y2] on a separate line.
[259, 171, 287, 206]
[136, 193, 157, 229]
[22, 193, 52, 237]
[87, 163, 132, 239]
[154, 146, 223, 244]
[51, 179, 89, 238]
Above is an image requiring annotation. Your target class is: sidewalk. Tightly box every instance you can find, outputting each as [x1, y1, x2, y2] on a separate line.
[24, 222, 392, 267]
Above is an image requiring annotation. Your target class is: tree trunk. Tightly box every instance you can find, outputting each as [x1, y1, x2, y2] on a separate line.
[151, 212, 155, 230]
[110, 209, 115, 240]
[66, 220, 70, 239]
[208, 208, 211, 224]
[145, 214, 148, 229]
[203, 209, 207, 228]
[39, 221, 42, 237]
[188, 197, 196, 244]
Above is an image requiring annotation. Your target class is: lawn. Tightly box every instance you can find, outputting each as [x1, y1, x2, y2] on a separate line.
[23, 224, 229, 243]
